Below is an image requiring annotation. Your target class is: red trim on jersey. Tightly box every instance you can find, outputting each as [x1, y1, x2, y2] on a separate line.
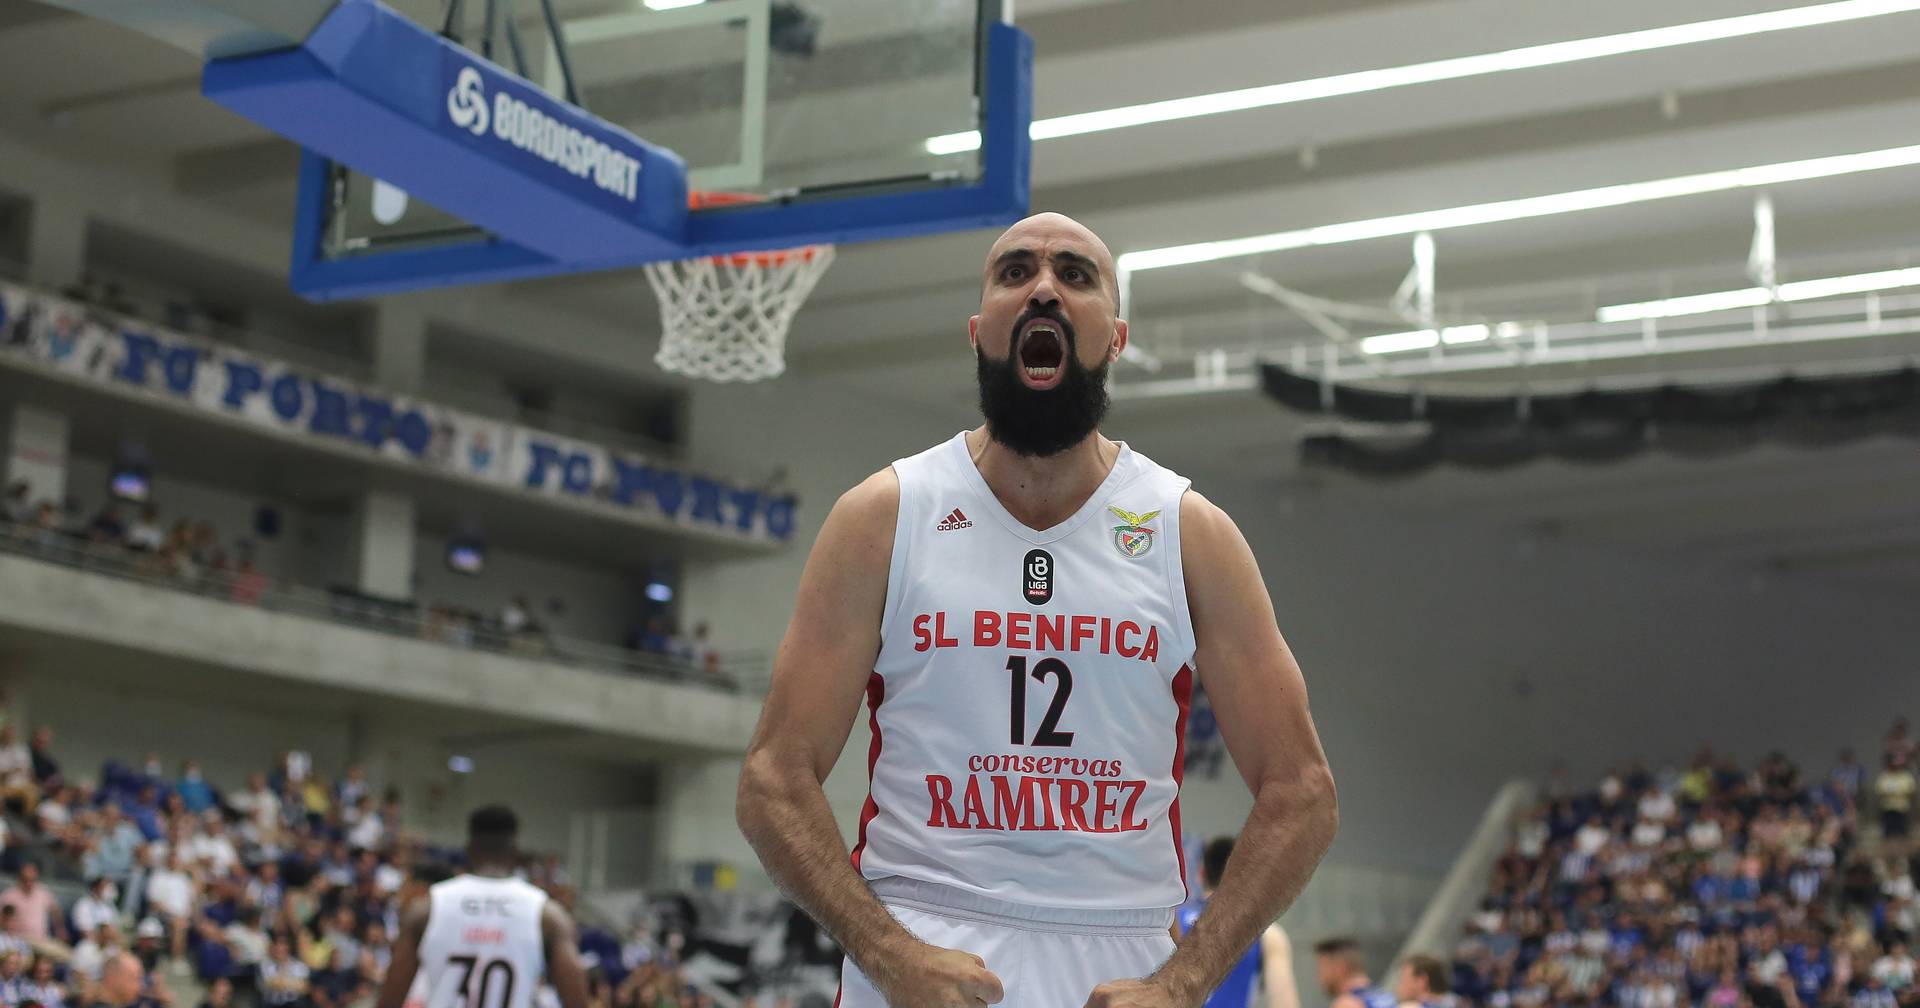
[849, 673, 887, 871]
[832, 983, 842, 1008]
[1168, 664, 1195, 900]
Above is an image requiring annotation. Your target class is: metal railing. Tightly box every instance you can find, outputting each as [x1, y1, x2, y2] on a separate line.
[0, 518, 770, 694]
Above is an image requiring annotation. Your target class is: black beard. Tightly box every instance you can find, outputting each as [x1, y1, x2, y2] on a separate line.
[975, 316, 1111, 458]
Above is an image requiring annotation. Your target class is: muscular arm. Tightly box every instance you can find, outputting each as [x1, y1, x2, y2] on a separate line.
[373, 897, 429, 1008]
[541, 902, 592, 1008]
[1145, 491, 1339, 1003]
[735, 472, 926, 982]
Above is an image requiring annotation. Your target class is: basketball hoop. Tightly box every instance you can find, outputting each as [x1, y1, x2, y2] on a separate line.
[644, 192, 835, 383]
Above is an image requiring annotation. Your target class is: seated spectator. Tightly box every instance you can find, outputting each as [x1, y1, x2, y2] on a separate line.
[83, 807, 143, 888]
[333, 767, 370, 811]
[257, 937, 310, 1008]
[1891, 718, 1916, 766]
[196, 977, 233, 1008]
[1879, 753, 1915, 845]
[0, 725, 38, 813]
[31, 785, 71, 837]
[307, 946, 365, 1008]
[243, 862, 284, 918]
[119, 786, 164, 843]
[143, 851, 195, 957]
[2, 482, 28, 525]
[0, 949, 26, 1005]
[1, 863, 67, 954]
[501, 596, 530, 636]
[28, 727, 61, 793]
[1833, 748, 1868, 803]
[175, 763, 214, 816]
[1873, 941, 1914, 994]
[633, 616, 671, 656]
[344, 797, 383, 851]
[186, 813, 238, 878]
[126, 505, 163, 552]
[21, 953, 69, 1008]
[71, 877, 120, 938]
[27, 503, 62, 550]
[226, 774, 282, 849]
[229, 548, 268, 606]
[86, 505, 127, 546]
[70, 921, 123, 984]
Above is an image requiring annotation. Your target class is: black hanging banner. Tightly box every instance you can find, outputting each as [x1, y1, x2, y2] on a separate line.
[1261, 364, 1920, 477]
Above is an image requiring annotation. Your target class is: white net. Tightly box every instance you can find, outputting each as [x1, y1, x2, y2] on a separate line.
[643, 245, 836, 383]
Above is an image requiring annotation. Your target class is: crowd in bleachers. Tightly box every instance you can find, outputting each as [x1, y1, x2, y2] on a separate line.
[0, 715, 723, 1008]
[1445, 721, 1919, 1008]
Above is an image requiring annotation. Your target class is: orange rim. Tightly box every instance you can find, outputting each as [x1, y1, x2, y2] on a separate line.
[687, 190, 827, 267]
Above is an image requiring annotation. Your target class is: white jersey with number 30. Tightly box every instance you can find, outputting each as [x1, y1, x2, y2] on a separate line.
[418, 875, 548, 1008]
[854, 431, 1200, 928]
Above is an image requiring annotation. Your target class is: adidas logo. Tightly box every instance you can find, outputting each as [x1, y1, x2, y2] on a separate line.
[935, 508, 973, 531]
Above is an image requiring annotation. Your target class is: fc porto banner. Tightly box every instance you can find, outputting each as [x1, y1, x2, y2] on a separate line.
[0, 283, 796, 543]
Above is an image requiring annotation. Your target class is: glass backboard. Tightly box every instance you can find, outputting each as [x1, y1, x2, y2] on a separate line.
[317, 0, 1011, 270]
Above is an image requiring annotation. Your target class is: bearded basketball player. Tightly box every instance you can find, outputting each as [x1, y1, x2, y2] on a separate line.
[737, 212, 1339, 1007]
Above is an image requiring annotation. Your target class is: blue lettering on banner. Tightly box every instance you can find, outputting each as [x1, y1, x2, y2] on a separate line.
[727, 488, 761, 532]
[524, 441, 564, 488]
[393, 411, 432, 457]
[763, 497, 796, 539]
[610, 457, 651, 505]
[690, 477, 725, 525]
[651, 469, 686, 517]
[309, 379, 352, 437]
[115, 330, 162, 385]
[2, 283, 802, 544]
[269, 373, 305, 421]
[222, 360, 263, 408]
[161, 346, 199, 395]
[356, 397, 394, 447]
[561, 452, 593, 495]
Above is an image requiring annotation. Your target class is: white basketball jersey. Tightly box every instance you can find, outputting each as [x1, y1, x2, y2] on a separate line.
[856, 432, 1199, 927]
[418, 874, 548, 1008]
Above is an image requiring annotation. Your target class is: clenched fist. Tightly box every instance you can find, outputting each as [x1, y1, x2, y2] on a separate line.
[867, 939, 1005, 1007]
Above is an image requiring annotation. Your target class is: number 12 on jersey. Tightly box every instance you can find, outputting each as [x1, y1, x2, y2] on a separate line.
[1006, 656, 1074, 746]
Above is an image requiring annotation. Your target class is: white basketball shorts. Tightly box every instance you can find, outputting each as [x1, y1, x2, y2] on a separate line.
[835, 900, 1177, 1008]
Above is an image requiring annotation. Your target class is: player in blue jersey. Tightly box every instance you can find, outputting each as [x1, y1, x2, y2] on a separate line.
[1314, 937, 1398, 1008]
[1393, 954, 1451, 1008]
[1177, 838, 1299, 1008]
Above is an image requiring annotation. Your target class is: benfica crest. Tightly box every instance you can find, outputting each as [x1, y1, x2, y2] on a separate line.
[1108, 506, 1160, 558]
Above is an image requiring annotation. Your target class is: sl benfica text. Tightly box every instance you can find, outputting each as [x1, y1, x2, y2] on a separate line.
[910, 608, 1166, 834]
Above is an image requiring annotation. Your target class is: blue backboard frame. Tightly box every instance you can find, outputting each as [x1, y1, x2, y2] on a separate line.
[201, 0, 1033, 302]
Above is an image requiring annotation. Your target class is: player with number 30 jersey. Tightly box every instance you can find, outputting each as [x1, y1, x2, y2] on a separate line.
[378, 808, 589, 1008]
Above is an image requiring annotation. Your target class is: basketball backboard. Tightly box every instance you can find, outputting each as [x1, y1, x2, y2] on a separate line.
[190, 0, 1031, 301]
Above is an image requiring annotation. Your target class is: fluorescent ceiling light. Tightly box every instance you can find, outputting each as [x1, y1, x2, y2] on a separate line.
[1361, 330, 1440, 354]
[643, 0, 705, 9]
[1117, 145, 1920, 273]
[1597, 265, 1920, 321]
[925, 0, 1920, 155]
[1360, 324, 1492, 354]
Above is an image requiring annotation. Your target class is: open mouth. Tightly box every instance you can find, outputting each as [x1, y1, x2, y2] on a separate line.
[1016, 319, 1067, 389]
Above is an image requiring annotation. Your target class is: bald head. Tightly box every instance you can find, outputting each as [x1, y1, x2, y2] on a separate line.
[101, 951, 144, 1006]
[982, 212, 1121, 309]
